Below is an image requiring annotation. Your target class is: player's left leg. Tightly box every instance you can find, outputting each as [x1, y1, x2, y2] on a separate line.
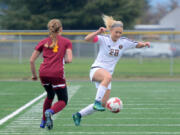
[41, 84, 55, 128]
[73, 104, 96, 126]
[72, 89, 111, 126]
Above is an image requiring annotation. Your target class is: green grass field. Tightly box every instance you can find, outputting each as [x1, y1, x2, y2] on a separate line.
[0, 81, 180, 135]
[0, 81, 43, 119]
[0, 57, 180, 80]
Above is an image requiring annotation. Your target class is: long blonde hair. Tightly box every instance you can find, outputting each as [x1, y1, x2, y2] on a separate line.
[102, 15, 123, 31]
[45, 19, 62, 48]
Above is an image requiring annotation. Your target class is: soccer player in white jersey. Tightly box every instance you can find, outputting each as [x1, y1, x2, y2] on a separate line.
[72, 15, 150, 126]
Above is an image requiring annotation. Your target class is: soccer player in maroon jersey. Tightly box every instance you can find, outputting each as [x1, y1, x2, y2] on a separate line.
[30, 19, 72, 130]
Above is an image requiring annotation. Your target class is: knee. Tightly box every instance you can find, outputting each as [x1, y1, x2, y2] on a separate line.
[58, 94, 68, 105]
[104, 74, 112, 83]
[56, 86, 68, 105]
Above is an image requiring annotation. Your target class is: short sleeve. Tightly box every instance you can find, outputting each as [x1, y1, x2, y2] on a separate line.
[94, 35, 104, 45]
[66, 40, 72, 50]
[93, 36, 99, 43]
[124, 38, 138, 49]
[35, 40, 44, 52]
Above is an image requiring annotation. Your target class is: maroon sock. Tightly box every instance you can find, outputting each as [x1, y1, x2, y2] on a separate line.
[42, 98, 53, 120]
[51, 100, 66, 114]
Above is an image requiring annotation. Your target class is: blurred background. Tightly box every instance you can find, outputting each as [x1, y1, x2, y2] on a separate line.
[1, 1, 180, 134]
[0, 0, 180, 80]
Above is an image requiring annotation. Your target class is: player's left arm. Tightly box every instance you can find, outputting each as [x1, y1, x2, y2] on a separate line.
[65, 48, 72, 64]
[30, 50, 41, 80]
[136, 42, 150, 48]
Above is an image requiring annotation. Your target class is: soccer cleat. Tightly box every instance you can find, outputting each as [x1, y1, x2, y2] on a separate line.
[45, 109, 53, 130]
[40, 119, 46, 128]
[93, 100, 105, 111]
[72, 112, 81, 126]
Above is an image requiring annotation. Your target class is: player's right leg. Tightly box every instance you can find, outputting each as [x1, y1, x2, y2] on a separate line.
[91, 68, 112, 111]
[102, 89, 111, 107]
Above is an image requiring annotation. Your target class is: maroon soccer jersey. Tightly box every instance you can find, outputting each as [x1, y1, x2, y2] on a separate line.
[35, 35, 72, 78]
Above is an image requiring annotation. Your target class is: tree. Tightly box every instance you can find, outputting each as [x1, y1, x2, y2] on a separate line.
[169, 0, 179, 11]
[0, 0, 147, 30]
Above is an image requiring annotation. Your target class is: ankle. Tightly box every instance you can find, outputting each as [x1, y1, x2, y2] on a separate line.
[47, 109, 54, 115]
[77, 112, 81, 118]
[95, 100, 101, 103]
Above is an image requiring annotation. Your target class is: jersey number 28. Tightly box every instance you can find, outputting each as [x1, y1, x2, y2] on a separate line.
[109, 49, 119, 56]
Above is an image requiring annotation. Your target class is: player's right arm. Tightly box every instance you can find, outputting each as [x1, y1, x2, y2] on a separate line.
[84, 27, 106, 42]
[65, 49, 72, 64]
[30, 50, 41, 80]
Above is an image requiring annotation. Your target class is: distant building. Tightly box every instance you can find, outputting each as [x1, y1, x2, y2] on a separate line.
[160, 7, 180, 31]
[134, 8, 180, 40]
[135, 7, 180, 31]
[134, 24, 174, 31]
[134, 7, 180, 56]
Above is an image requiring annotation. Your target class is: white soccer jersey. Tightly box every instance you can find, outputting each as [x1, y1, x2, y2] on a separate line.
[91, 35, 138, 74]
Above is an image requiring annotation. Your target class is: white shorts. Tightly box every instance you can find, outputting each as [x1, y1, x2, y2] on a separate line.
[89, 67, 111, 90]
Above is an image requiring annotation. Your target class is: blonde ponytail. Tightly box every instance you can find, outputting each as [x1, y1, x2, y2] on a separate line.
[102, 15, 123, 30]
[45, 19, 62, 49]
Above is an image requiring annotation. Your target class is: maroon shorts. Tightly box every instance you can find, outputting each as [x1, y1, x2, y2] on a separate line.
[40, 76, 66, 88]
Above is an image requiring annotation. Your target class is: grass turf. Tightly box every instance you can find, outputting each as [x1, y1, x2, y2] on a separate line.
[0, 81, 180, 134]
[0, 81, 43, 119]
[0, 57, 180, 80]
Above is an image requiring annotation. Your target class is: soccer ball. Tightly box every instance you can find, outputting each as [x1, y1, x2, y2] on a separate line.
[106, 97, 123, 113]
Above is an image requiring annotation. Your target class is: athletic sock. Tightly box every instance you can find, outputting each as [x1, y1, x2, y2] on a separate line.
[79, 104, 97, 117]
[95, 85, 107, 101]
[43, 98, 53, 120]
[50, 100, 66, 114]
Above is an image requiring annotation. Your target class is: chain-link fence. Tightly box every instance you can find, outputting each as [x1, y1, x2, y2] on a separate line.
[0, 30, 180, 77]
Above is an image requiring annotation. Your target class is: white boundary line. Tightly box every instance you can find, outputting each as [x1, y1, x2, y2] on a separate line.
[0, 92, 46, 125]
[0, 85, 81, 134]
[56, 117, 180, 120]
[0, 132, 180, 135]
[63, 124, 180, 127]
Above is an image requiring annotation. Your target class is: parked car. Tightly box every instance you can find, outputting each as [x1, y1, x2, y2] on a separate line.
[123, 42, 173, 58]
[123, 48, 142, 57]
[141, 42, 173, 57]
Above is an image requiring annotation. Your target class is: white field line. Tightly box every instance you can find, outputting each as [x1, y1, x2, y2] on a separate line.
[55, 117, 180, 120]
[0, 132, 180, 135]
[63, 107, 179, 110]
[0, 85, 80, 134]
[5, 117, 180, 124]
[72, 97, 180, 100]
[72, 100, 180, 103]
[119, 112, 180, 114]
[63, 124, 180, 127]
[15, 117, 180, 121]
[0, 92, 46, 125]
[70, 103, 180, 106]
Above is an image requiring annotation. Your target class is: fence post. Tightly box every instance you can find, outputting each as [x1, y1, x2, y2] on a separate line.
[170, 55, 174, 76]
[18, 34, 22, 64]
[169, 33, 175, 76]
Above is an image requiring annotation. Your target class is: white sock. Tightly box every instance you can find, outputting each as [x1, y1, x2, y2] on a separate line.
[79, 104, 96, 117]
[95, 85, 107, 101]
